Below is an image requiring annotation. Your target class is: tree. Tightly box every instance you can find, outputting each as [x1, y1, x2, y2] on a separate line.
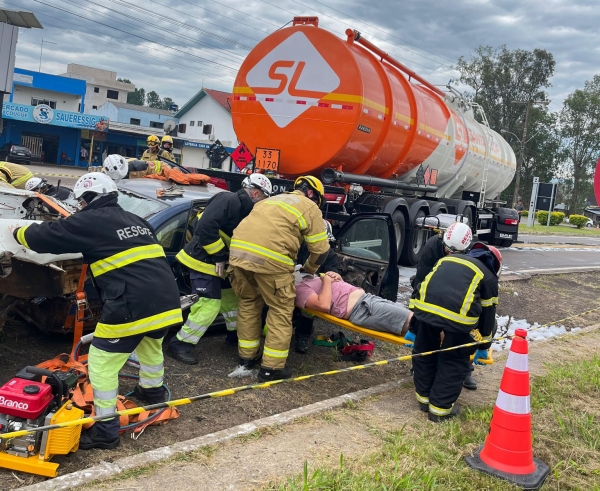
[162, 97, 175, 110]
[455, 45, 556, 203]
[146, 91, 162, 109]
[127, 88, 145, 106]
[558, 75, 600, 214]
[117, 78, 132, 83]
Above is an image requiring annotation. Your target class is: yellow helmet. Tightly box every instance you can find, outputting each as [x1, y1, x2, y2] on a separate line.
[161, 135, 173, 145]
[147, 135, 160, 147]
[294, 175, 324, 207]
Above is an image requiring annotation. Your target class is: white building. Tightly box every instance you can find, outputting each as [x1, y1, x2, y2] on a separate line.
[61, 64, 134, 112]
[174, 88, 237, 168]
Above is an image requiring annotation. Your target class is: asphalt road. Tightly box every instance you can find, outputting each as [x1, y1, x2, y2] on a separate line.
[29, 163, 87, 189]
[518, 233, 600, 246]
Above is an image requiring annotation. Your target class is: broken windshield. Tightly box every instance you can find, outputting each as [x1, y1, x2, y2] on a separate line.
[117, 189, 169, 219]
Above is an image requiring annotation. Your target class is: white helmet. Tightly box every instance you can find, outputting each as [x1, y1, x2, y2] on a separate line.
[25, 177, 46, 192]
[443, 221, 472, 252]
[74, 172, 118, 200]
[103, 154, 128, 180]
[242, 173, 272, 197]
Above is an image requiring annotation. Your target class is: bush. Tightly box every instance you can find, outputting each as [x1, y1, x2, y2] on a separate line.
[537, 211, 565, 226]
[568, 214, 589, 229]
[521, 210, 528, 217]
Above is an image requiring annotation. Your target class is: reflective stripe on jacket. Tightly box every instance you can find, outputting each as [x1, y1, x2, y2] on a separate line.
[0, 162, 34, 189]
[176, 189, 254, 277]
[411, 255, 498, 345]
[230, 191, 329, 274]
[13, 194, 182, 338]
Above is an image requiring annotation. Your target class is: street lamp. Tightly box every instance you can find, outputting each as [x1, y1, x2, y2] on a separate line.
[39, 38, 56, 72]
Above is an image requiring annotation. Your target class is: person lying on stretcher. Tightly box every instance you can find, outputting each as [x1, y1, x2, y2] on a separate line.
[295, 271, 413, 336]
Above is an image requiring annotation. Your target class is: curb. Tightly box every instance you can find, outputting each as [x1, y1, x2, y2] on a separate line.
[18, 379, 408, 491]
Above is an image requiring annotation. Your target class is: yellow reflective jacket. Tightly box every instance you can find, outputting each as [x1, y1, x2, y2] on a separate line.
[142, 148, 174, 163]
[230, 191, 330, 274]
[0, 162, 34, 189]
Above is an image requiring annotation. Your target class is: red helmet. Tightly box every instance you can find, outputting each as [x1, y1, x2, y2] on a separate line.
[471, 242, 503, 275]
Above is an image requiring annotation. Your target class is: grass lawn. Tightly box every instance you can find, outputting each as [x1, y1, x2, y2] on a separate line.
[519, 223, 600, 236]
[264, 356, 600, 491]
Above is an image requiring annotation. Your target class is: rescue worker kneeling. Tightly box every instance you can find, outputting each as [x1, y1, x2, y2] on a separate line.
[167, 173, 273, 364]
[229, 176, 330, 381]
[412, 242, 501, 422]
[11, 173, 183, 449]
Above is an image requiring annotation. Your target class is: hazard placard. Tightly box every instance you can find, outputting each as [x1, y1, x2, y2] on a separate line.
[231, 142, 253, 170]
[255, 147, 280, 172]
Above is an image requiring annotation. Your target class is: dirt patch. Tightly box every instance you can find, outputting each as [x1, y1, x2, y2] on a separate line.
[2, 272, 600, 488]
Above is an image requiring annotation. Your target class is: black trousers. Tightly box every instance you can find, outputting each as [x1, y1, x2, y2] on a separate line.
[261, 306, 314, 338]
[412, 321, 475, 410]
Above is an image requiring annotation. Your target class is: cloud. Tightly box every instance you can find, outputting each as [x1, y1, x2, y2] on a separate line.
[2, 0, 599, 110]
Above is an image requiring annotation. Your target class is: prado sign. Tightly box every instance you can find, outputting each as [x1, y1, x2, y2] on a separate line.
[2, 102, 109, 131]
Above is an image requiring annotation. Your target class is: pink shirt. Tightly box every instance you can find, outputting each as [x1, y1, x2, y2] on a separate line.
[295, 277, 360, 318]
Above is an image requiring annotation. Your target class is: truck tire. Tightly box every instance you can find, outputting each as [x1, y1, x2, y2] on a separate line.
[400, 209, 427, 267]
[500, 239, 513, 247]
[392, 210, 406, 262]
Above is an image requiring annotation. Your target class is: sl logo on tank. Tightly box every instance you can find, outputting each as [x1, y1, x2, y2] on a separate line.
[2, 102, 109, 132]
[245, 32, 340, 128]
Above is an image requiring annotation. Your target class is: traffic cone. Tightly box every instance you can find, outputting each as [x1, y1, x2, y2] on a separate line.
[465, 328, 550, 489]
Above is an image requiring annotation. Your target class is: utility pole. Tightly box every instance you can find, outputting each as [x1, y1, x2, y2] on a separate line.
[511, 99, 549, 208]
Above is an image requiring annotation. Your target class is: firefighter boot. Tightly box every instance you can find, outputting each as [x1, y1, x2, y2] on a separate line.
[79, 420, 120, 450]
[257, 365, 292, 382]
[226, 330, 238, 346]
[133, 385, 166, 404]
[294, 335, 310, 354]
[463, 374, 478, 390]
[166, 341, 198, 365]
[428, 404, 461, 423]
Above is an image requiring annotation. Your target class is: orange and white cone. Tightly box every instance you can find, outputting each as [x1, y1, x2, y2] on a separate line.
[465, 328, 549, 490]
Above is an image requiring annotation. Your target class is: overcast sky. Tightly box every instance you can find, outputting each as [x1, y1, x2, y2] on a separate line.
[3, 0, 598, 113]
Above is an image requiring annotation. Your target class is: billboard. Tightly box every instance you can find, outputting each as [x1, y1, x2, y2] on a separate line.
[2, 102, 109, 131]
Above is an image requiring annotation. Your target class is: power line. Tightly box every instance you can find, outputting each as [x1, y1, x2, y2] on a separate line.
[29, 0, 241, 73]
[286, 0, 455, 69]
[105, 0, 254, 51]
[207, 0, 282, 29]
[305, 0, 456, 64]
[0, 0, 236, 84]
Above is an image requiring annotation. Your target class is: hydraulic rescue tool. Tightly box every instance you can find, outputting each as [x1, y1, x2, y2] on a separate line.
[0, 366, 83, 477]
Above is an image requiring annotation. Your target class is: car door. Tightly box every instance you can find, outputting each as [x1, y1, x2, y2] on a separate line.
[334, 213, 399, 301]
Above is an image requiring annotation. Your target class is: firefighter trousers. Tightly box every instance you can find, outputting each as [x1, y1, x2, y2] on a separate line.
[412, 321, 474, 416]
[231, 266, 295, 370]
[88, 329, 167, 438]
[170, 273, 238, 353]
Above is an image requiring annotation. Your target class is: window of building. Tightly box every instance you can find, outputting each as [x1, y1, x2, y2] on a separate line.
[150, 121, 164, 129]
[189, 121, 195, 126]
[197, 121, 203, 126]
[203, 124, 213, 135]
[92, 106, 98, 110]
[94, 87, 100, 93]
[130, 118, 141, 125]
[107, 89, 119, 100]
[31, 98, 57, 109]
[178, 123, 186, 133]
[78, 103, 81, 112]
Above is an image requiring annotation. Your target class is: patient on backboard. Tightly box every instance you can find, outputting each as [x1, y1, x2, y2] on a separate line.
[294, 271, 412, 336]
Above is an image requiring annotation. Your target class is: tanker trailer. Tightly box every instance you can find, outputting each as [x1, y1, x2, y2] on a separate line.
[229, 17, 519, 266]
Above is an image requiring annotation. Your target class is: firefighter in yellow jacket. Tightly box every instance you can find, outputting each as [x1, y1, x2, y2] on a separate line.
[160, 135, 176, 163]
[142, 135, 175, 163]
[229, 176, 330, 381]
[0, 161, 34, 189]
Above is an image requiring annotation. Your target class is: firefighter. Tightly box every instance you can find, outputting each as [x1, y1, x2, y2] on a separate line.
[25, 177, 73, 200]
[411, 242, 501, 422]
[141, 135, 162, 161]
[229, 176, 330, 381]
[103, 154, 164, 179]
[167, 173, 273, 364]
[160, 135, 176, 163]
[0, 161, 34, 189]
[405, 221, 479, 390]
[11, 172, 182, 449]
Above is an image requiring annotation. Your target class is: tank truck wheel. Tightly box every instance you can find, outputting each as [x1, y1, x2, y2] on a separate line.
[392, 211, 406, 263]
[400, 209, 427, 267]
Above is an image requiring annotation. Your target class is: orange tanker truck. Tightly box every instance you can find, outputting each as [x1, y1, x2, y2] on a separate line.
[194, 17, 519, 267]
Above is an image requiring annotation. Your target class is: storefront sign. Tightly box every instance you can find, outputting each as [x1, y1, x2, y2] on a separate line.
[2, 102, 110, 131]
[13, 73, 34, 85]
[183, 140, 235, 151]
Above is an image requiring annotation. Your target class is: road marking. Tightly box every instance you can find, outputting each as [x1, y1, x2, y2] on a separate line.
[34, 172, 82, 178]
